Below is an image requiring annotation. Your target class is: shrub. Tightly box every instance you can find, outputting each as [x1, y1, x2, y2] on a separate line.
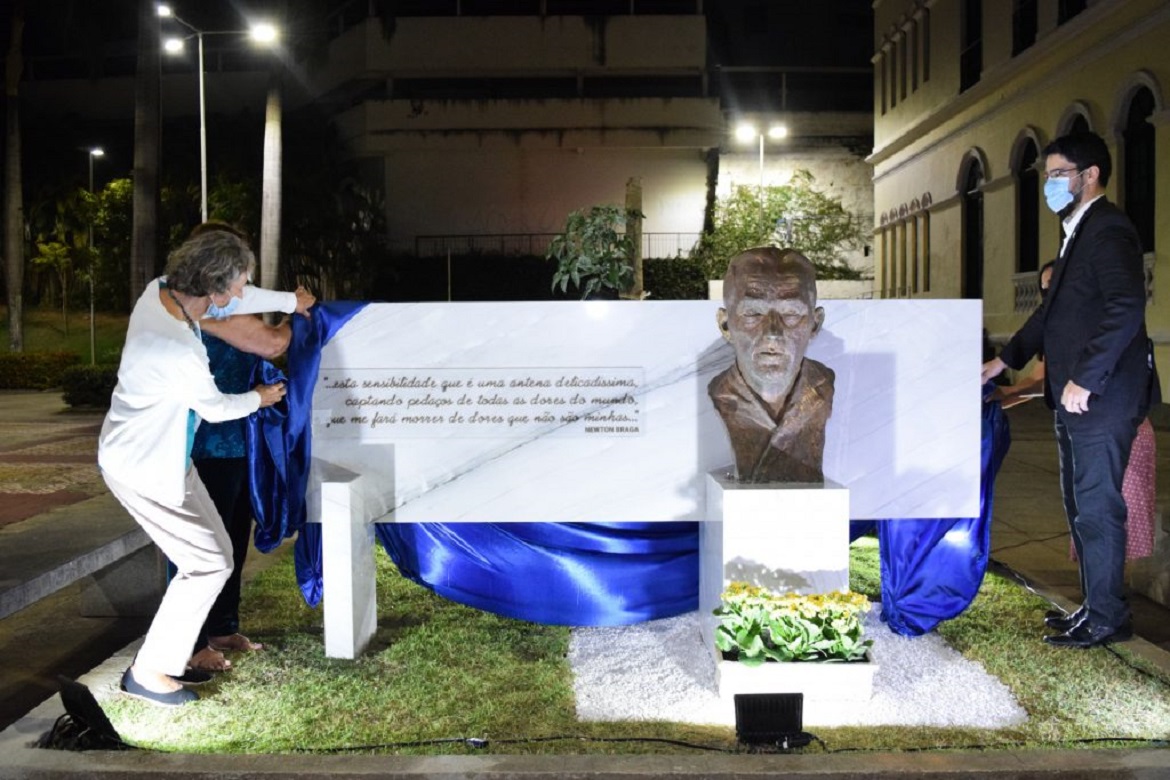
[643, 255, 709, 300]
[61, 364, 119, 408]
[0, 352, 82, 390]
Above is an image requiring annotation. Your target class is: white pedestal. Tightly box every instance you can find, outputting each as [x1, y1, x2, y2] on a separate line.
[308, 460, 377, 660]
[700, 470, 851, 617]
[700, 469, 856, 705]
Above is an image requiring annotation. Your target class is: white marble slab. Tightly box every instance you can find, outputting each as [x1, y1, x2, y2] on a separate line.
[310, 300, 981, 522]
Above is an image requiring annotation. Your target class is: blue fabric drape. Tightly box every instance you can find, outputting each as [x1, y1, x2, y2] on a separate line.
[247, 301, 366, 558]
[250, 302, 1005, 632]
[875, 386, 1011, 636]
[374, 521, 698, 625]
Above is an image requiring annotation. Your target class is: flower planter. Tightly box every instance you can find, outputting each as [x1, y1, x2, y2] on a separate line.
[716, 651, 877, 704]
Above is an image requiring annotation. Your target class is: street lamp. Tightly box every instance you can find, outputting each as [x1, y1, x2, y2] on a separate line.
[735, 122, 789, 191]
[157, 4, 279, 223]
[87, 147, 104, 365]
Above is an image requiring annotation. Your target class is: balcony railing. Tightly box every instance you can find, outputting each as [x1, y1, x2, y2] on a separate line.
[1013, 253, 1155, 313]
[411, 232, 702, 258]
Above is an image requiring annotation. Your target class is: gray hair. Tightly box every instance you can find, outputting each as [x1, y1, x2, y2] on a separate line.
[164, 229, 255, 297]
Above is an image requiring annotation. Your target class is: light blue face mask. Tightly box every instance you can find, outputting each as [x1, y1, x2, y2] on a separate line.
[205, 295, 242, 320]
[1043, 172, 1080, 214]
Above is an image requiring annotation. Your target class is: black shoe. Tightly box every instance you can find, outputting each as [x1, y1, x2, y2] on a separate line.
[173, 669, 212, 686]
[1044, 606, 1087, 633]
[120, 668, 198, 707]
[1043, 619, 1134, 649]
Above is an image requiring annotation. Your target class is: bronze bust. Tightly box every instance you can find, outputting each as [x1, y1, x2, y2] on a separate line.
[708, 247, 834, 483]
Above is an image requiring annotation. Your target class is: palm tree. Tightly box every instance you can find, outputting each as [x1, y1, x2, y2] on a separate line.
[259, 67, 281, 290]
[129, 0, 161, 308]
[4, 0, 26, 351]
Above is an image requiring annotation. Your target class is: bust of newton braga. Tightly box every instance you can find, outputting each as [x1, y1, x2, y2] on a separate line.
[708, 246, 835, 483]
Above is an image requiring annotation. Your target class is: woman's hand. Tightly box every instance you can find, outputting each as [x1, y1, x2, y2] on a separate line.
[294, 286, 316, 318]
[255, 382, 287, 408]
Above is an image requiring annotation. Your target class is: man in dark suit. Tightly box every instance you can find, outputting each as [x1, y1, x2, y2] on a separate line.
[982, 131, 1157, 648]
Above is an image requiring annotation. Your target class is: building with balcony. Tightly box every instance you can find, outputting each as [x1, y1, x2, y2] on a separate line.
[870, 0, 1168, 398]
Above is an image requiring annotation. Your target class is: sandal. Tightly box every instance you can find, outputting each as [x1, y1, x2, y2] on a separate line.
[208, 633, 264, 652]
[188, 646, 232, 672]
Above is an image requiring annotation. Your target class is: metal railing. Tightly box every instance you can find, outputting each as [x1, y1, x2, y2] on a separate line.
[411, 232, 701, 259]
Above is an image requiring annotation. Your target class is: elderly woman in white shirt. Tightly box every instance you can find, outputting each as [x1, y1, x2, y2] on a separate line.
[99, 229, 313, 706]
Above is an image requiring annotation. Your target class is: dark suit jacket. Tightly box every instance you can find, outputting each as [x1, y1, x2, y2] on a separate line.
[1000, 198, 1155, 428]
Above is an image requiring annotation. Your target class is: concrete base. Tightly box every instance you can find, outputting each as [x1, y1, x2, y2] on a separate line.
[308, 460, 377, 660]
[700, 471, 851, 620]
[79, 545, 166, 617]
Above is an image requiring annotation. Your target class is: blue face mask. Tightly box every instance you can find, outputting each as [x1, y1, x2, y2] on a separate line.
[205, 295, 242, 320]
[1043, 173, 1079, 214]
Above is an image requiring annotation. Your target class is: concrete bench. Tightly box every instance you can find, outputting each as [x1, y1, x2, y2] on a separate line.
[0, 493, 164, 620]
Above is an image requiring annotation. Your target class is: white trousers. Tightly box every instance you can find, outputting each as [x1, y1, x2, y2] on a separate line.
[103, 468, 233, 676]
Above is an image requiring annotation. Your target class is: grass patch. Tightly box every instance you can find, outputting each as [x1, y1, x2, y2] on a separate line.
[97, 540, 1170, 756]
[1, 305, 128, 362]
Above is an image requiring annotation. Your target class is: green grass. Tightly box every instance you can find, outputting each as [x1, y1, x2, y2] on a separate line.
[0, 305, 129, 361]
[96, 538, 1170, 756]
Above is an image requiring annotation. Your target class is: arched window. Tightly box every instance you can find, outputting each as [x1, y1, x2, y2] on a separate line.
[1067, 113, 1089, 135]
[961, 158, 985, 299]
[1015, 139, 1040, 273]
[1122, 87, 1156, 253]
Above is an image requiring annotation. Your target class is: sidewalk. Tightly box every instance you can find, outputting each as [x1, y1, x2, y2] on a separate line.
[0, 390, 1167, 777]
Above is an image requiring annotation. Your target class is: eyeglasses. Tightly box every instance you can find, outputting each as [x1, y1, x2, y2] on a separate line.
[1044, 167, 1081, 181]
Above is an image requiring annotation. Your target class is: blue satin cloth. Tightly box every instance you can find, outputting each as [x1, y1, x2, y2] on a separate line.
[874, 386, 1011, 636]
[249, 302, 1006, 633]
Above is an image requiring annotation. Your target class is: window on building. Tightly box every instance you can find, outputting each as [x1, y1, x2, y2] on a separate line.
[890, 41, 898, 108]
[1057, 0, 1087, 24]
[909, 20, 919, 91]
[899, 34, 908, 101]
[878, 51, 888, 115]
[962, 159, 985, 299]
[921, 8, 931, 83]
[1123, 87, 1156, 253]
[1016, 140, 1040, 273]
[1068, 113, 1090, 135]
[960, 0, 982, 93]
[1012, 0, 1037, 56]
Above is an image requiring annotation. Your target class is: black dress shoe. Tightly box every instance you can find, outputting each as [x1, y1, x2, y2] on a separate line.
[1044, 606, 1087, 633]
[1043, 619, 1134, 649]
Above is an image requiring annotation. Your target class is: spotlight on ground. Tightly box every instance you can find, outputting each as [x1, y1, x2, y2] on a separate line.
[38, 676, 130, 751]
[733, 692, 812, 750]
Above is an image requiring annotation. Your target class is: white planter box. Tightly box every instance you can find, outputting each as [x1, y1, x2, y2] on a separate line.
[716, 652, 876, 704]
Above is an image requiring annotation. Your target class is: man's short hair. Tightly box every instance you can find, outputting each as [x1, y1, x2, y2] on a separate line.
[723, 247, 818, 306]
[1043, 131, 1112, 186]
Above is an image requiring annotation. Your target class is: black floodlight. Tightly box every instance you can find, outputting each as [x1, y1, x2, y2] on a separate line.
[733, 692, 812, 749]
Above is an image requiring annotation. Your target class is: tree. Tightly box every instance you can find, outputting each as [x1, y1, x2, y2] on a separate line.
[259, 69, 282, 290]
[4, 0, 25, 351]
[691, 170, 867, 282]
[130, 0, 161, 309]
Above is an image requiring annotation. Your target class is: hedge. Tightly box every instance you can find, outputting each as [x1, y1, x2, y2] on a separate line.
[0, 351, 82, 390]
[61, 364, 119, 409]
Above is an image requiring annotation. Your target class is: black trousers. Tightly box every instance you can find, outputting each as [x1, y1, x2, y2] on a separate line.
[192, 457, 252, 649]
[1054, 412, 1139, 629]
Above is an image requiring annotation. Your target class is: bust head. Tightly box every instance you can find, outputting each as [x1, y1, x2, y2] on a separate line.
[717, 247, 825, 412]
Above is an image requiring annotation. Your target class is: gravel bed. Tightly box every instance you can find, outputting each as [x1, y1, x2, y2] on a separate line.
[569, 606, 1027, 729]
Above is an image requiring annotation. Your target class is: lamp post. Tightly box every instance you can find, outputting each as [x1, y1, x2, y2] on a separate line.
[735, 122, 789, 191]
[157, 4, 278, 223]
[87, 147, 104, 365]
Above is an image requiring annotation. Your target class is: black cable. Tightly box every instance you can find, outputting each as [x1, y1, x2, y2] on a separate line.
[294, 734, 736, 754]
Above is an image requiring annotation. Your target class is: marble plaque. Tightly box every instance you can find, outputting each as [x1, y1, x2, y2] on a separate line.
[310, 300, 982, 523]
